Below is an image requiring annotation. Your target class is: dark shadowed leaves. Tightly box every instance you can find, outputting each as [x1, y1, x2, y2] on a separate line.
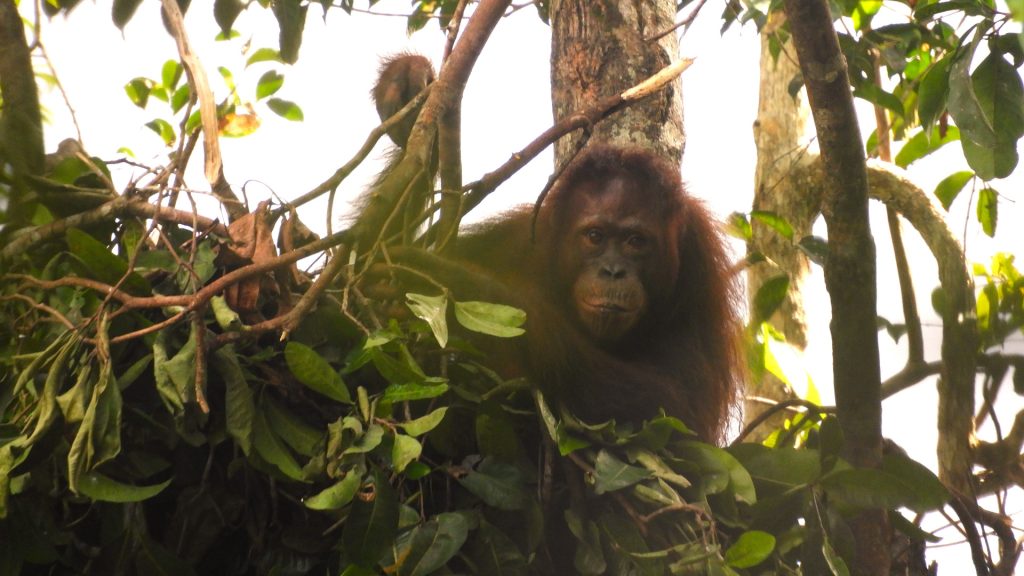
[342, 470, 399, 567]
[285, 341, 351, 403]
[593, 450, 651, 495]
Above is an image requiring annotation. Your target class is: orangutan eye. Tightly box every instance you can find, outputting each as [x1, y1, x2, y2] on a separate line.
[585, 228, 605, 245]
[627, 234, 647, 249]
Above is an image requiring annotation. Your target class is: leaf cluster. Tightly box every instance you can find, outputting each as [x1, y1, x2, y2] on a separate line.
[0, 209, 951, 575]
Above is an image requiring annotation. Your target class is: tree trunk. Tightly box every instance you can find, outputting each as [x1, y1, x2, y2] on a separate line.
[782, 1, 889, 574]
[0, 0, 45, 227]
[745, 15, 814, 440]
[549, 0, 683, 168]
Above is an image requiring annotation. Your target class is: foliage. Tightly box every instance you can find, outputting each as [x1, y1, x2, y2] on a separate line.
[0, 214, 948, 573]
[1, 0, 1022, 574]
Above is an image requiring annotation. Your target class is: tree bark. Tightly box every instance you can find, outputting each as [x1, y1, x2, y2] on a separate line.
[549, 0, 683, 168]
[0, 0, 45, 227]
[781, 1, 888, 574]
[745, 15, 812, 440]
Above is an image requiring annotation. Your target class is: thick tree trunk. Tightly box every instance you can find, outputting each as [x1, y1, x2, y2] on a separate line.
[0, 0, 45, 227]
[745, 16, 814, 439]
[781, 1, 889, 574]
[549, 0, 683, 168]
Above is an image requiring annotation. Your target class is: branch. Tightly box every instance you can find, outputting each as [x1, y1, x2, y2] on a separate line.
[352, 0, 512, 246]
[459, 57, 695, 216]
[0, 197, 228, 260]
[160, 0, 244, 221]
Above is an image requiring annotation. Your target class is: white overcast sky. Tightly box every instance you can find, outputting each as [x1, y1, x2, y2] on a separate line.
[23, 0, 1024, 570]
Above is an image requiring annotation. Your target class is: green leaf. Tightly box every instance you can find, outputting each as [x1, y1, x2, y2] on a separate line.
[797, 235, 829, 265]
[406, 293, 449, 348]
[266, 97, 304, 121]
[342, 469, 399, 567]
[750, 210, 794, 240]
[387, 512, 471, 576]
[252, 404, 306, 481]
[161, 60, 182, 90]
[468, 520, 530, 576]
[949, 34, 999, 149]
[593, 450, 651, 495]
[973, 52, 1024, 142]
[457, 458, 530, 511]
[214, 0, 245, 34]
[125, 77, 152, 108]
[894, 126, 960, 168]
[272, 0, 307, 64]
[962, 136, 1019, 180]
[304, 468, 363, 510]
[382, 382, 449, 403]
[821, 467, 940, 513]
[454, 301, 526, 338]
[255, 70, 284, 100]
[76, 473, 171, 503]
[212, 346, 254, 455]
[400, 407, 448, 437]
[822, 534, 851, 576]
[882, 454, 948, 512]
[246, 47, 283, 67]
[284, 341, 351, 403]
[146, 118, 176, 146]
[171, 84, 190, 114]
[66, 228, 150, 294]
[264, 398, 323, 457]
[753, 274, 790, 324]
[726, 212, 752, 240]
[392, 434, 422, 473]
[112, 0, 144, 29]
[933, 170, 974, 210]
[725, 530, 776, 569]
[853, 82, 904, 119]
[729, 443, 821, 496]
[977, 187, 998, 237]
[342, 424, 384, 456]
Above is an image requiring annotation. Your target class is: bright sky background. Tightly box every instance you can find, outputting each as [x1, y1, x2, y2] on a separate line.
[23, 0, 1024, 570]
